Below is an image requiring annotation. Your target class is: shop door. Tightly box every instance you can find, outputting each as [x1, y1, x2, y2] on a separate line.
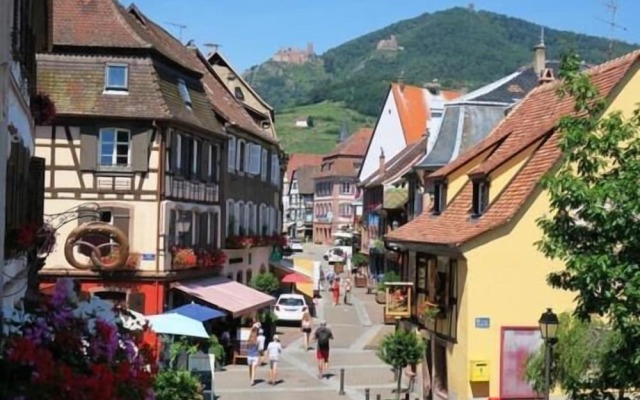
[500, 328, 542, 399]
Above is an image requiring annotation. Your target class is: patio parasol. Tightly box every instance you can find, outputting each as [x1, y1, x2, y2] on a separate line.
[281, 273, 312, 284]
[166, 302, 226, 322]
[146, 313, 210, 339]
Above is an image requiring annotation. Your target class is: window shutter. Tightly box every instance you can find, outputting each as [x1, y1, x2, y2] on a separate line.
[228, 137, 236, 171]
[211, 212, 219, 248]
[28, 157, 45, 225]
[168, 209, 177, 247]
[80, 128, 98, 170]
[200, 142, 209, 181]
[261, 149, 268, 180]
[169, 132, 178, 172]
[244, 143, 251, 173]
[131, 129, 150, 173]
[112, 207, 131, 239]
[128, 292, 146, 314]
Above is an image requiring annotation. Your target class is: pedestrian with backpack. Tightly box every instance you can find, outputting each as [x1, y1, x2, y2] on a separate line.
[313, 321, 334, 379]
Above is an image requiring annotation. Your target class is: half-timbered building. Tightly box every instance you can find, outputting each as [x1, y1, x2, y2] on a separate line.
[34, 0, 277, 318]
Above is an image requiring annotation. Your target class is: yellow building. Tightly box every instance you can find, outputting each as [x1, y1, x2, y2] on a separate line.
[386, 50, 640, 400]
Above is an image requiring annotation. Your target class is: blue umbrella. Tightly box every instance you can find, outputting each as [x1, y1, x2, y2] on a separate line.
[146, 313, 210, 339]
[167, 302, 226, 322]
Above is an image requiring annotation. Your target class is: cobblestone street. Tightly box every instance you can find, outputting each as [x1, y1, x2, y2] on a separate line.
[213, 249, 412, 400]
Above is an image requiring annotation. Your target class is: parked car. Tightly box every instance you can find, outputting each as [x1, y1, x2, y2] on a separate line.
[274, 294, 309, 323]
[323, 247, 347, 264]
[289, 239, 304, 253]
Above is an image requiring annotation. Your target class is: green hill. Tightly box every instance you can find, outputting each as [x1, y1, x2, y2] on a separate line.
[246, 7, 637, 117]
[275, 101, 375, 154]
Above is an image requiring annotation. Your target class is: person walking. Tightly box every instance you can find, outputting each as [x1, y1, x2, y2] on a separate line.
[313, 321, 334, 379]
[257, 328, 266, 365]
[266, 335, 283, 385]
[246, 328, 260, 386]
[331, 277, 341, 306]
[343, 277, 352, 305]
[301, 311, 313, 350]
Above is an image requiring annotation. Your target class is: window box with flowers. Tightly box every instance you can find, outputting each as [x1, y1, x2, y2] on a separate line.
[170, 246, 227, 270]
[224, 235, 255, 249]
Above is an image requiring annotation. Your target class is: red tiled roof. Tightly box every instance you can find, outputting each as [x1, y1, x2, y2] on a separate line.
[386, 50, 640, 246]
[391, 83, 428, 145]
[313, 157, 362, 179]
[326, 128, 373, 158]
[286, 153, 323, 182]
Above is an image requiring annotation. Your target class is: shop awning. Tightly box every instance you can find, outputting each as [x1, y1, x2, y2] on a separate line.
[172, 277, 276, 318]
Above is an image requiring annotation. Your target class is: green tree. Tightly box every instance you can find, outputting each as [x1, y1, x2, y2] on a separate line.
[536, 52, 640, 398]
[306, 115, 315, 127]
[377, 329, 425, 399]
[525, 313, 621, 394]
[249, 271, 280, 295]
[154, 370, 203, 400]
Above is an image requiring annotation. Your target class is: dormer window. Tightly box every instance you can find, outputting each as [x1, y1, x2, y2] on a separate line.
[472, 180, 489, 217]
[234, 87, 245, 101]
[178, 78, 192, 108]
[433, 181, 447, 215]
[105, 64, 128, 92]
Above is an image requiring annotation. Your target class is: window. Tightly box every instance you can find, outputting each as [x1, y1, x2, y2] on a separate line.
[174, 134, 182, 171]
[250, 204, 257, 234]
[226, 199, 235, 235]
[237, 140, 246, 172]
[234, 87, 245, 100]
[105, 64, 128, 91]
[244, 203, 251, 234]
[228, 137, 236, 172]
[178, 78, 192, 107]
[339, 203, 352, 217]
[248, 144, 262, 175]
[472, 180, 489, 217]
[192, 139, 201, 176]
[237, 201, 245, 235]
[340, 182, 353, 195]
[271, 154, 280, 185]
[315, 182, 332, 197]
[291, 181, 298, 191]
[259, 204, 268, 235]
[433, 181, 447, 215]
[99, 128, 130, 166]
[261, 148, 268, 180]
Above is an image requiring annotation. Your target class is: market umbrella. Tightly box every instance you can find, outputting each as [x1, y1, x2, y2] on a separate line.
[146, 313, 210, 339]
[282, 273, 312, 284]
[166, 302, 226, 322]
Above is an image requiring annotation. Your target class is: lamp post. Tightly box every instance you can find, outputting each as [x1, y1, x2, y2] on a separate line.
[176, 213, 192, 247]
[538, 308, 559, 400]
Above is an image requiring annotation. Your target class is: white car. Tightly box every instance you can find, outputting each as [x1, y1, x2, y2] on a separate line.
[323, 247, 347, 264]
[290, 239, 304, 253]
[274, 294, 309, 322]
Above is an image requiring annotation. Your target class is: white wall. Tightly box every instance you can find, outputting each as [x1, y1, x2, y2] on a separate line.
[358, 90, 406, 182]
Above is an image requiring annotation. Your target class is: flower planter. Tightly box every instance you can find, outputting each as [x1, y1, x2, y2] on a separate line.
[375, 289, 386, 304]
[354, 274, 367, 288]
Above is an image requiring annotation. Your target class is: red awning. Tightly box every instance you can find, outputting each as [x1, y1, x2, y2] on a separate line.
[172, 277, 276, 318]
[281, 273, 312, 284]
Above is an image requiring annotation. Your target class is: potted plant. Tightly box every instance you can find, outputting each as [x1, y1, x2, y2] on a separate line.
[208, 334, 226, 370]
[351, 253, 368, 287]
[377, 329, 426, 400]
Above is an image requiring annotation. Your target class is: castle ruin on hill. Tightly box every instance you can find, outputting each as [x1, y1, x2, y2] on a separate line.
[272, 42, 315, 64]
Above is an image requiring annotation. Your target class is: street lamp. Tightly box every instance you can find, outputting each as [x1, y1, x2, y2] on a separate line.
[538, 308, 559, 400]
[176, 213, 191, 246]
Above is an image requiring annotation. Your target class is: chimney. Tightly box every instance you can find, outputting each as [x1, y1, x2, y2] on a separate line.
[538, 67, 555, 85]
[533, 27, 546, 77]
[186, 39, 198, 50]
[379, 147, 386, 176]
[424, 79, 441, 95]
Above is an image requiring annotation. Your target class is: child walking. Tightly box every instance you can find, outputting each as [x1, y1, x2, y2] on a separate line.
[266, 335, 283, 385]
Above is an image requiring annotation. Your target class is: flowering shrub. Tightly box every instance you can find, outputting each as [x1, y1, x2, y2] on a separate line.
[4, 222, 57, 259]
[225, 234, 287, 249]
[0, 278, 157, 400]
[170, 246, 227, 269]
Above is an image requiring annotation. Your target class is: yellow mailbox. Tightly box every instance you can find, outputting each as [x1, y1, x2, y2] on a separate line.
[469, 360, 490, 382]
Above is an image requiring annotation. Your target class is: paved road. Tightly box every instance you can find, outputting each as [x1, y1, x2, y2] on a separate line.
[212, 244, 419, 400]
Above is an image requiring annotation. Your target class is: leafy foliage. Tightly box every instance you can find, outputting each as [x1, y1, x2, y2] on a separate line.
[377, 329, 426, 399]
[525, 313, 621, 394]
[154, 370, 204, 400]
[208, 334, 226, 364]
[246, 7, 635, 118]
[249, 271, 280, 295]
[536, 52, 640, 398]
[377, 270, 402, 291]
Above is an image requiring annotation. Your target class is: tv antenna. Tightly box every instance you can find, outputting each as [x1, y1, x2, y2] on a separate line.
[594, 0, 628, 59]
[165, 21, 187, 43]
[203, 43, 222, 54]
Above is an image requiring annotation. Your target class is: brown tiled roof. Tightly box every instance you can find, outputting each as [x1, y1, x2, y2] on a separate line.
[363, 136, 427, 188]
[37, 53, 168, 119]
[386, 51, 640, 246]
[314, 157, 362, 179]
[325, 128, 373, 158]
[52, 0, 148, 48]
[286, 153, 323, 182]
[294, 165, 319, 194]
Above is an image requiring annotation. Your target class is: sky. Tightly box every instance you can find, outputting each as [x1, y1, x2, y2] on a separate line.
[124, 0, 639, 72]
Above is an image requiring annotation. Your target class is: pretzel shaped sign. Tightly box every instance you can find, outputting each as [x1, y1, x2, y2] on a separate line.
[64, 222, 130, 270]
